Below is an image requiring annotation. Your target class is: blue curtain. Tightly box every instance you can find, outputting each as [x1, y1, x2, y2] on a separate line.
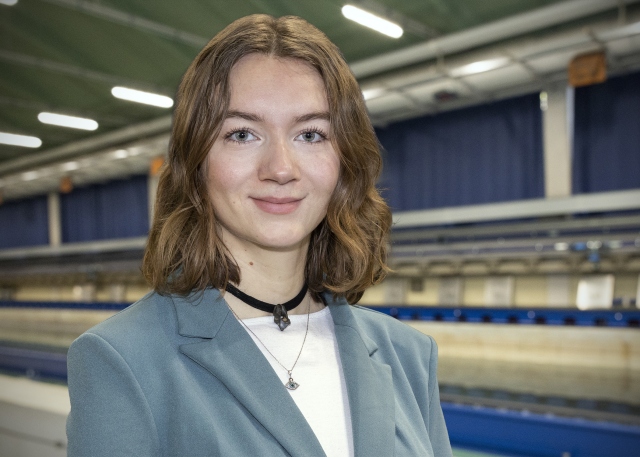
[61, 175, 149, 243]
[573, 70, 640, 194]
[0, 195, 49, 249]
[377, 94, 544, 211]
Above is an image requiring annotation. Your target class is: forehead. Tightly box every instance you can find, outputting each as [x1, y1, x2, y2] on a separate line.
[227, 54, 328, 112]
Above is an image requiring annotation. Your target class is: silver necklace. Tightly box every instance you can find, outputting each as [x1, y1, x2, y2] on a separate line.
[228, 296, 311, 390]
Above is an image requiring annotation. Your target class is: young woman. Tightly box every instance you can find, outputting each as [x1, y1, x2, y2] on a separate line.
[66, 14, 452, 457]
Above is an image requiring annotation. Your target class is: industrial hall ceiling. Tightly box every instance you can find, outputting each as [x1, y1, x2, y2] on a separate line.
[1, 0, 640, 201]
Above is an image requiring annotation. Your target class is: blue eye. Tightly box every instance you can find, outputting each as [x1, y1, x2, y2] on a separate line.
[296, 130, 325, 143]
[227, 130, 256, 142]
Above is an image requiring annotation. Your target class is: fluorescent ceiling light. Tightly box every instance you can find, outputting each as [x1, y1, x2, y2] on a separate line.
[342, 5, 403, 39]
[38, 112, 99, 131]
[21, 171, 40, 181]
[112, 86, 174, 108]
[450, 57, 510, 77]
[61, 161, 80, 171]
[0, 0, 18, 6]
[362, 88, 386, 100]
[0, 132, 42, 148]
[112, 149, 129, 159]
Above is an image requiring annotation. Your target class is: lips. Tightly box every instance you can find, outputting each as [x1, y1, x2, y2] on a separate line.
[251, 196, 303, 214]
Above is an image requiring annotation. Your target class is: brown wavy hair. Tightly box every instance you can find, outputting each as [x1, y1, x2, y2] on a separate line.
[142, 14, 391, 303]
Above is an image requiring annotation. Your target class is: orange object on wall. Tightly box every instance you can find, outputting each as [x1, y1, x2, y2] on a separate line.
[150, 156, 165, 176]
[568, 51, 607, 87]
[60, 176, 73, 193]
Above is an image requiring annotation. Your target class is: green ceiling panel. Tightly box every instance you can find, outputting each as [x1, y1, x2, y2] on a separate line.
[0, 0, 573, 161]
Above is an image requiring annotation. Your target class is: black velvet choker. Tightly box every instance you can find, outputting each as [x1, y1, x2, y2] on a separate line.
[225, 283, 308, 331]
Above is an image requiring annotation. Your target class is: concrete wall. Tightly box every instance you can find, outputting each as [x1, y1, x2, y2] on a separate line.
[359, 273, 639, 308]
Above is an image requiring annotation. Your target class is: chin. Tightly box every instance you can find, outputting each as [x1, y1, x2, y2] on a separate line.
[253, 230, 311, 251]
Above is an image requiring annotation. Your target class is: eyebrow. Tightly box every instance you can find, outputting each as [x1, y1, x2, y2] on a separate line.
[226, 110, 264, 122]
[225, 110, 330, 123]
[294, 111, 330, 123]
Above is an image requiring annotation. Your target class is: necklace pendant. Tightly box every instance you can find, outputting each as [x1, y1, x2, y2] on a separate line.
[285, 377, 299, 390]
[274, 304, 291, 331]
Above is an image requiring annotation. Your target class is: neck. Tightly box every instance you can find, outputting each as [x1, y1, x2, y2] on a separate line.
[221, 235, 323, 319]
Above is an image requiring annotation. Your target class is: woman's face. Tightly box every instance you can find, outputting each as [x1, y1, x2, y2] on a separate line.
[206, 54, 340, 254]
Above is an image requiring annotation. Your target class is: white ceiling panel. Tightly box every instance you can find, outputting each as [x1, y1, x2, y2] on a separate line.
[508, 32, 592, 61]
[365, 91, 415, 114]
[526, 45, 600, 74]
[460, 63, 535, 92]
[403, 78, 473, 102]
[606, 35, 640, 56]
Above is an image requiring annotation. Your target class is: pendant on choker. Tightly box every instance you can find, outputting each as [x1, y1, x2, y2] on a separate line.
[225, 283, 308, 331]
[273, 304, 291, 331]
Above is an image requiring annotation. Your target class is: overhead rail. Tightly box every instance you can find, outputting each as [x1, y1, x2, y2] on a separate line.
[0, 236, 146, 261]
[392, 189, 640, 228]
[392, 214, 640, 243]
[391, 234, 639, 264]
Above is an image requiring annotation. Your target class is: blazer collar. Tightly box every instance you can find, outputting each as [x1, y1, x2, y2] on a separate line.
[327, 294, 396, 457]
[172, 289, 395, 457]
[173, 288, 326, 457]
[172, 287, 228, 338]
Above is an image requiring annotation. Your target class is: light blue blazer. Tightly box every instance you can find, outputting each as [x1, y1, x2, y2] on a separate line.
[66, 288, 452, 456]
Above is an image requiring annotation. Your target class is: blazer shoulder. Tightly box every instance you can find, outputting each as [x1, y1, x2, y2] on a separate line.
[78, 290, 174, 344]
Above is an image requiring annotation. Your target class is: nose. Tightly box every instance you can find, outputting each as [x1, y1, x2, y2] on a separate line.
[258, 136, 300, 184]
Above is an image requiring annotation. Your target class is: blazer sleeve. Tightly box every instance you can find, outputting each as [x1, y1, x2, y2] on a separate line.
[426, 336, 453, 457]
[66, 332, 160, 457]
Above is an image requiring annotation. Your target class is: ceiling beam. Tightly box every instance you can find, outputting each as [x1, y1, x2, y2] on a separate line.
[0, 116, 171, 176]
[0, 49, 171, 94]
[38, 0, 208, 48]
[350, 0, 640, 78]
[0, 95, 130, 125]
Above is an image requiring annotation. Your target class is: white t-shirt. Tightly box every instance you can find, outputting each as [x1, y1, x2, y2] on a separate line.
[241, 307, 354, 457]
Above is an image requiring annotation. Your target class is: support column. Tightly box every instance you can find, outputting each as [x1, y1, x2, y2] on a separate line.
[148, 174, 159, 226]
[542, 84, 574, 198]
[47, 192, 61, 247]
[148, 156, 164, 227]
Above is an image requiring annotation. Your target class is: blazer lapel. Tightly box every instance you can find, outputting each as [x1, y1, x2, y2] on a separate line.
[173, 289, 326, 457]
[328, 295, 396, 457]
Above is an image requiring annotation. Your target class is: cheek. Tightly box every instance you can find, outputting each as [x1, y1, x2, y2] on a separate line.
[310, 154, 341, 198]
[325, 153, 341, 191]
[207, 155, 245, 201]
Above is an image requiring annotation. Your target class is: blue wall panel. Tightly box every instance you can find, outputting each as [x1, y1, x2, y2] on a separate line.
[377, 94, 544, 211]
[61, 175, 149, 243]
[444, 402, 640, 457]
[0, 195, 48, 249]
[573, 70, 640, 194]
